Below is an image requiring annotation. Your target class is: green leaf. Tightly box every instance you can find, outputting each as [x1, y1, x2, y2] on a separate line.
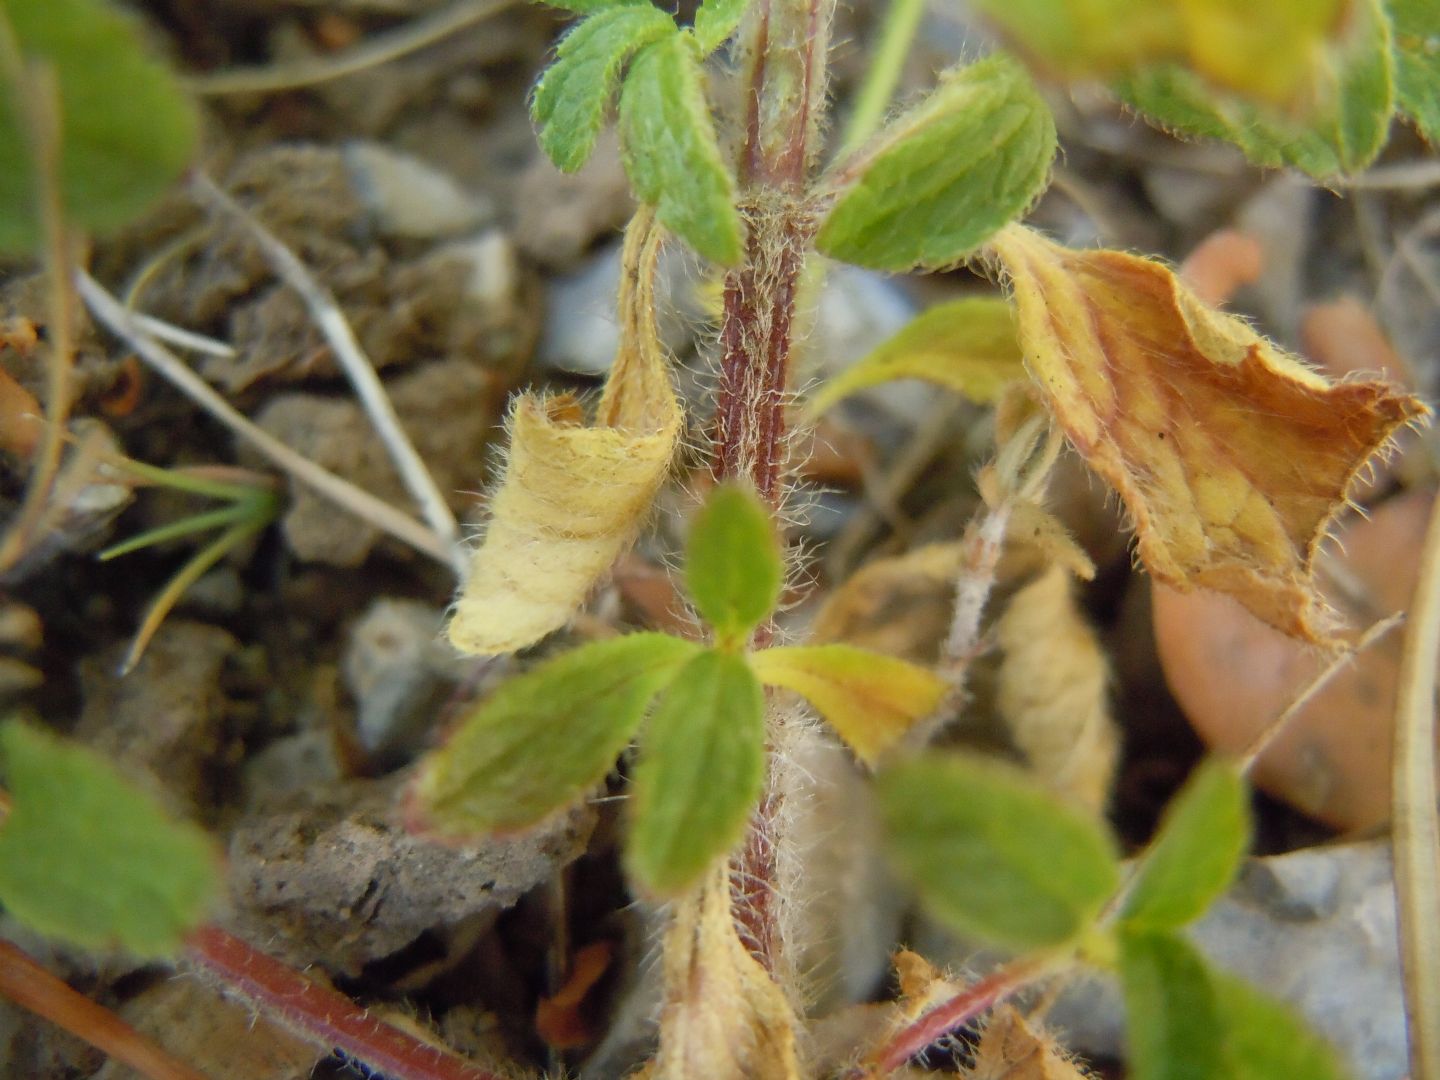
[692, 0, 749, 55]
[685, 483, 782, 645]
[1210, 969, 1352, 1080]
[619, 33, 743, 265]
[1389, 0, 1440, 142]
[816, 54, 1056, 272]
[1122, 757, 1251, 931]
[531, 5, 677, 173]
[537, 0, 653, 12]
[877, 753, 1121, 950]
[626, 649, 766, 895]
[1116, 0, 1395, 178]
[0, 721, 219, 957]
[1119, 929, 1225, 1080]
[0, 0, 199, 253]
[806, 296, 1024, 416]
[748, 644, 948, 764]
[413, 633, 701, 836]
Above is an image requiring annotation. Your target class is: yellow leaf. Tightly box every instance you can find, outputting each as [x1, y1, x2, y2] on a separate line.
[447, 209, 680, 655]
[748, 644, 948, 764]
[806, 296, 1024, 417]
[996, 566, 1118, 813]
[988, 224, 1426, 644]
[650, 867, 801, 1080]
[968, 1005, 1093, 1080]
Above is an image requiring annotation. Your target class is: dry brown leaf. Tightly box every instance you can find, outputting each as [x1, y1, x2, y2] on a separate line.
[448, 208, 680, 655]
[967, 1006, 1091, 1080]
[996, 566, 1118, 814]
[989, 223, 1427, 644]
[649, 867, 801, 1080]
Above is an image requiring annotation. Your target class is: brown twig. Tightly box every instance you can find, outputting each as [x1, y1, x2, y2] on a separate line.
[0, 939, 206, 1080]
[187, 926, 508, 1080]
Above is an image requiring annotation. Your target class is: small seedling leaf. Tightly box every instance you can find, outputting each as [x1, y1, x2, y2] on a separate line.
[1116, 0, 1395, 178]
[0, 721, 219, 957]
[748, 644, 948, 764]
[1119, 929, 1225, 1080]
[1122, 757, 1250, 931]
[1389, 0, 1440, 142]
[988, 223, 1426, 645]
[619, 33, 743, 265]
[626, 650, 766, 895]
[693, 0, 749, 55]
[413, 633, 701, 836]
[878, 753, 1121, 950]
[686, 483, 783, 645]
[807, 296, 1025, 416]
[816, 54, 1056, 272]
[531, 5, 677, 173]
[0, 0, 199, 253]
[1210, 968, 1352, 1080]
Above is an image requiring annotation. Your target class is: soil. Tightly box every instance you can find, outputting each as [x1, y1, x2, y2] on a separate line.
[0, 2, 1435, 1078]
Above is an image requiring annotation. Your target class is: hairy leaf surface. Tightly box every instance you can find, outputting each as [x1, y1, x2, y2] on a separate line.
[878, 753, 1120, 949]
[749, 644, 948, 764]
[1123, 757, 1250, 930]
[686, 483, 782, 646]
[531, 5, 676, 173]
[989, 224, 1425, 643]
[619, 33, 742, 265]
[692, 0, 749, 54]
[816, 55, 1056, 271]
[807, 296, 1025, 416]
[0, 722, 219, 956]
[1390, 0, 1440, 142]
[627, 650, 765, 895]
[414, 633, 700, 836]
[0, 0, 198, 252]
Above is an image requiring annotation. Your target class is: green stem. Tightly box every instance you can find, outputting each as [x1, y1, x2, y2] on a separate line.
[98, 503, 262, 561]
[836, 0, 926, 159]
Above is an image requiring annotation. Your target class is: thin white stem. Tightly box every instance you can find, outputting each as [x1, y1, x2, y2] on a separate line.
[77, 270, 456, 571]
[186, 0, 516, 96]
[1341, 158, 1440, 191]
[130, 313, 237, 359]
[943, 499, 1011, 674]
[1393, 495, 1440, 1080]
[189, 172, 466, 577]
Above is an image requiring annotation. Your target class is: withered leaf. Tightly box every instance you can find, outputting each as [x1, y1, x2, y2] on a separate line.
[988, 224, 1426, 644]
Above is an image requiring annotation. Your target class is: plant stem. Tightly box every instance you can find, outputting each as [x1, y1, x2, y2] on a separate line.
[835, 0, 926, 159]
[0, 939, 206, 1080]
[187, 926, 506, 1080]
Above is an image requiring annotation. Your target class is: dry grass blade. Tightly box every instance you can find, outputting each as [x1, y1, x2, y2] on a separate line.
[189, 171, 466, 576]
[1393, 494, 1440, 1080]
[187, 0, 516, 96]
[77, 271, 457, 570]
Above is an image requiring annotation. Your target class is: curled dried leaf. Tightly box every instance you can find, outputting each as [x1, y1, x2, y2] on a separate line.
[447, 210, 680, 655]
[988, 223, 1427, 644]
[996, 565, 1118, 813]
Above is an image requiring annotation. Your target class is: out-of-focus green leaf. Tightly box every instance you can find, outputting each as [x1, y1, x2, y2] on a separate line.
[1389, 0, 1440, 142]
[1119, 929, 1224, 1080]
[1210, 968, 1352, 1080]
[1117, 0, 1394, 178]
[748, 644, 948, 764]
[807, 296, 1024, 416]
[692, 0, 749, 54]
[966, 0, 1179, 78]
[877, 753, 1120, 950]
[413, 633, 700, 836]
[685, 483, 782, 646]
[618, 32, 742, 265]
[1122, 757, 1251, 931]
[0, 0, 199, 253]
[817, 54, 1056, 271]
[531, 5, 676, 173]
[0, 721, 219, 957]
[626, 649, 766, 895]
[537, 0, 652, 11]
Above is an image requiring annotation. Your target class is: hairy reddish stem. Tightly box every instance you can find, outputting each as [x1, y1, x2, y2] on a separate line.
[858, 956, 1051, 1076]
[187, 926, 504, 1080]
[0, 939, 206, 1080]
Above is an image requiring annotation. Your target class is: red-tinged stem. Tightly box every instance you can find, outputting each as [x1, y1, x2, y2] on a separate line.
[0, 939, 206, 1080]
[186, 926, 505, 1080]
[857, 955, 1053, 1077]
